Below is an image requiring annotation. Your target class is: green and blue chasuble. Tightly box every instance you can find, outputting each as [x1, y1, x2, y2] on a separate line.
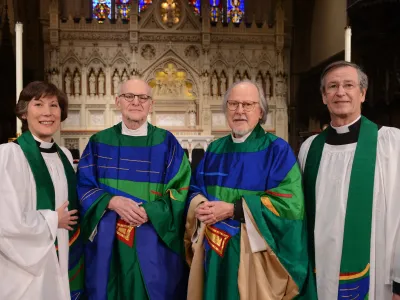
[77, 123, 191, 300]
[188, 124, 316, 299]
[17, 131, 84, 299]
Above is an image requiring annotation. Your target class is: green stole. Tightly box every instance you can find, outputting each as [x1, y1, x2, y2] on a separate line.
[304, 116, 378, 288]
[17, 131, 84, 294]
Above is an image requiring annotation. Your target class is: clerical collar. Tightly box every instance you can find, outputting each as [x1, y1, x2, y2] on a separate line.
[330, 116, 361, 134]
[231, 130, 253, 143]
[326, 116, 363, 145]
[122, 121, 148, 136]
[32, 135, 57, 153]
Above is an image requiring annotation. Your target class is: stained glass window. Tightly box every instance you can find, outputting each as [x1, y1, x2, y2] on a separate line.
[210, 0, 223, 22]
[160, 0, 180, 27]
[93, 0, 112, 23]
[188, 0, 200, 16]
[227, 0, 244, 23]
[116, 0, 132, 20]
[139, 0, 152, 13]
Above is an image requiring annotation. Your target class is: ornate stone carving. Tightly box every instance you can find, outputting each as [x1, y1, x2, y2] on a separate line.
[90, 111, 105, 126]
[156, 113, 185, 127]
[64, 72, 72, 95]
[141, 44, 156, 60]
[211, 74, 219, 96]
[202, 74, 209, 96]
[64, 138, 79, 150]
[63, 111, 80, 127]
[212, 113, 226, 127]
[98, 72, 105, 96]
[50, 70, 59, 87]
[89, 73, 96, 96]
[73, 72, 81, 96]
[60, 32, 129, 41]
[211, 35, 275, 44]
[139, 35, 201, 42]
[151, 63, 193, 99]
[184, 46, 199, 60]
[113, 71, 121, 96]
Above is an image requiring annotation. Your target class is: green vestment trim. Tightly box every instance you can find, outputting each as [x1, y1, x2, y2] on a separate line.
[304, 116, 378, 288]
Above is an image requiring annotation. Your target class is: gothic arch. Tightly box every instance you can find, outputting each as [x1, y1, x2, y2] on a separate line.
[142, 51, 200, 95]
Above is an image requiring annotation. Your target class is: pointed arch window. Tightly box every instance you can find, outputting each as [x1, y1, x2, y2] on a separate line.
[227, 0, 244, 23]
[115, 0, 132, 20]
[210, 0, 223, 22]
[93, 0, 112, 23]
[188, 0, 201, 16]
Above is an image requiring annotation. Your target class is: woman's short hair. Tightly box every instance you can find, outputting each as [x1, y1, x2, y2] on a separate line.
[16, 81, 68, 132]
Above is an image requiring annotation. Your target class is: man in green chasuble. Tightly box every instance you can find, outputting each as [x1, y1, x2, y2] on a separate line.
[77, 79, 191, 300]
[299, 61, 400, 300]
[185, 80, 316, 299]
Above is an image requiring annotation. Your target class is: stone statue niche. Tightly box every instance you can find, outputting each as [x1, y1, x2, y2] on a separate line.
[211, 72, 219, 97]
[256, 72, 265, 96]
[265, 72, 272, 97]
[220, 71, 228, 95]
[64, 70, 72, 96]
[234, 70, 241, 83]
[121, 69, 129, 83]
[98, 70, 105, 96]
[112, 70, 121, 96]
[73, 69, 81, 97]
[243, 70, 250, 80]
[88, 70, 96, 96]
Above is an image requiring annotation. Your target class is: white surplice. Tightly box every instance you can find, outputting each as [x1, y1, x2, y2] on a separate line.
[298, 124, 400, 300]
[0, 138, 73, 300]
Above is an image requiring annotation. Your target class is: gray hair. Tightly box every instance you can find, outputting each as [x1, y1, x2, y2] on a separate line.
[118, 79, 153, 97]
[222, 80, 269, 124]
[320, 61, 368, 94]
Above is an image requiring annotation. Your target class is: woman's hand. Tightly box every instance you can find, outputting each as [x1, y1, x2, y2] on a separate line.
[57, 201, 78, 231]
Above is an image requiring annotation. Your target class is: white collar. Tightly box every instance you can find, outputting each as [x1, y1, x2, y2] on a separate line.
[231, 130, 253, 143]
[32, 134, 54, 149]
[121, 121, 148, 136]
[331, 116, 361, 134]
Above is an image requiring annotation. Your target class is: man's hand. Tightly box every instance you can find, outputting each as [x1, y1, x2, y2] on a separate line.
[393, 294, 400, 300]
[195, 201, 234, 225]
[108, 196, 148, 226]
[57, 201, 79, 231]
[195, 202, 214, 223]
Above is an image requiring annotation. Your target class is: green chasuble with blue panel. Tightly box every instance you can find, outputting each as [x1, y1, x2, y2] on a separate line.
[187, 124, 317, 299]
[77, 123, 191, 300]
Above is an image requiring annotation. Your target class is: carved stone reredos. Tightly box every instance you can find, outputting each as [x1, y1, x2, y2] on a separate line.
[49, 0, 291, 148]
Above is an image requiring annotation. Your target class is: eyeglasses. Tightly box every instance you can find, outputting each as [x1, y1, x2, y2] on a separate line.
[118, 93, 152, 103]
[226, 100, 259, 112]
[325, 82, 359, 94]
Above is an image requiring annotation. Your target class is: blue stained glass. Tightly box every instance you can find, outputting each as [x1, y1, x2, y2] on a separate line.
[227, 0, 244, 23]
[93, 0, 112, 22]
[189, 0, 201, 15]
[210, 0, 222, 22]
[139, 0, 152, 13]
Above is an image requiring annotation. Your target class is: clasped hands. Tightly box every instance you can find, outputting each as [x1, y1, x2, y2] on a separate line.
[108, 196, 148, 227]
[194, 201, 234, 225]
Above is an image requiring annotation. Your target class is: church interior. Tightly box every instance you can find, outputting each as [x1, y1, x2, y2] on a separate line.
[1, 0, 399, 167]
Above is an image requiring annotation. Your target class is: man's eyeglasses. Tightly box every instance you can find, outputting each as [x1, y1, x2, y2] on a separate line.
[226, 100, 259, 112]
[119, 93, 152, 103]
[325, 82, 359, 94]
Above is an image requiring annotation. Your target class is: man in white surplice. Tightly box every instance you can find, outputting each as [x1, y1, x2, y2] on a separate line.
[298, 61, 400, 300]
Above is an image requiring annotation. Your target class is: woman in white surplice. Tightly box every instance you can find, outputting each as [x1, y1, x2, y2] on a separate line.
[0, 81, 79, 300]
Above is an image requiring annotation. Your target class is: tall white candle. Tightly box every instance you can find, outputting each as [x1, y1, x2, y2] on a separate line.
[345, 26, 351, 62]
[15, 22, 23, 135]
